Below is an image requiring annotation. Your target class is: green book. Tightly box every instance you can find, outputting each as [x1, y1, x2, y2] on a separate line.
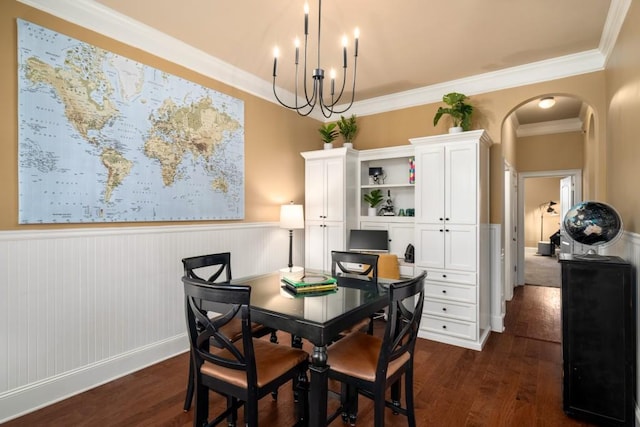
[281, 274, 337, 288]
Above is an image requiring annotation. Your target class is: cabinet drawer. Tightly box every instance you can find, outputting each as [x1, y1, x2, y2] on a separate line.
[421, 315, 477, 341]
[425, 282, 476, 303]
[421, 269, 476, 285]
[423, 299, 475, 322]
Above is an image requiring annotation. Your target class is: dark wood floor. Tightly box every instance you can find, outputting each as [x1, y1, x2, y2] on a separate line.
[5, 285, 596, 426]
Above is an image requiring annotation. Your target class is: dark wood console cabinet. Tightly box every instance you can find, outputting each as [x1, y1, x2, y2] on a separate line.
[559, 254, 636, 426]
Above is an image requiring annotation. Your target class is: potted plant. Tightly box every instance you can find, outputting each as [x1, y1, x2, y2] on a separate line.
[363, 189, 384, 216]
[337, 114, 358, 148]
[318, 122, 338, 149]
[433, 92, 473, 133]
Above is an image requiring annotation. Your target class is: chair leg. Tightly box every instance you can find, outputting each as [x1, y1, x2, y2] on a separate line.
[270, 330, 278, 343]
[183, 353, 195, 412]
[227, 396, 238, 427]
[194, 383, 209, 427]
[295, 369, 309, 423]
[391, 378, 401, 415]
[374, 387, 385, 427]
[405, 370, 416, 427]
[344, 385, 358, 426]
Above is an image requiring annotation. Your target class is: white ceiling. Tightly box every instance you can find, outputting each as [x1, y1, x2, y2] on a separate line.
[23, 0, 630, 128]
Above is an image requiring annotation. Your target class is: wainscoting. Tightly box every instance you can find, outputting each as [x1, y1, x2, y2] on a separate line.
[1, 225, 638, 424]
[0, 223, 302, 423]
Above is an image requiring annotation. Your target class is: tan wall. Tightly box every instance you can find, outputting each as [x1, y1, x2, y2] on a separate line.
[516, 132, 584, 172]
[353, 73, 607, 224]
[2, 1, 624, 232]
[0, 1, 320, 230]
[523, 177, 561, 247]
[605, 0, 640, 233]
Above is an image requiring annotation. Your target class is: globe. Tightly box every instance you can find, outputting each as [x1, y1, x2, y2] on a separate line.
[562, 201, 623, 251]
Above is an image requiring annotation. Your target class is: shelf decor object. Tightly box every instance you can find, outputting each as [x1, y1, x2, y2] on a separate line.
[271, 0, 360, 118]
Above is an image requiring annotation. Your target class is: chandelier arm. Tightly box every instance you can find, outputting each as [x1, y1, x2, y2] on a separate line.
[326, 58, 358, 114]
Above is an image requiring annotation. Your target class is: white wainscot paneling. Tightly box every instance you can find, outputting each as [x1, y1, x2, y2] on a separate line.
[0, 223, 300, 423]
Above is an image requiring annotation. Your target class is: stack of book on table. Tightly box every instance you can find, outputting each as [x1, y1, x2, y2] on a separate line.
[281, 274, 337, 296]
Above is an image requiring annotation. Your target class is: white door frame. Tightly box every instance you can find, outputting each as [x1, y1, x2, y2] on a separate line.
[516, 169, 582, 286]
[503, 161, 517, 301]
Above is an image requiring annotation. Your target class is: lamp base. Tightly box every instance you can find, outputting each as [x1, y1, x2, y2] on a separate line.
[279, 266, 304, 281]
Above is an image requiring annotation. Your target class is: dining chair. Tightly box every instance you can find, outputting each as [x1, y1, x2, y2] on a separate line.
[183, 276, 309, 427]
[181, 252, 277, 412]
[331, 250, 379, 335]
[325, 271, 427, 427]
[331, 250, 379, 279]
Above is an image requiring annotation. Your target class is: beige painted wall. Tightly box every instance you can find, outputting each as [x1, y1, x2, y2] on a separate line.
[0, 1, 320, 230]
[605, 0, 640, 233]
[523, 177, 561, 247]
[516, 132, 584, 172]
[3, 1, 628, 233]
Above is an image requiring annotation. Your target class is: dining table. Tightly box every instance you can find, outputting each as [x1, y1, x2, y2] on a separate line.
[227, 270, 399, 427]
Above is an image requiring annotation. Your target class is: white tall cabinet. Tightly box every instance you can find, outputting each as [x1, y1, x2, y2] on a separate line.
[410, 130, 492, 351]
[301, 148, 358, 272]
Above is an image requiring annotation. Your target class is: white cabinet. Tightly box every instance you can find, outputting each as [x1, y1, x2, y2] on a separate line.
[302, 148, 357, 272]
[410, 130, 492, 351]
[305, 221, 345, 271]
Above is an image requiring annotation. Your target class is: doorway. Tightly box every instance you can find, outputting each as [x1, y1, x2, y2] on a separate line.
[517, 169, 582, 287]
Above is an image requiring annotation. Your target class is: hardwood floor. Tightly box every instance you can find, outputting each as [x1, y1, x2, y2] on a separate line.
[5, 285, 596, 426]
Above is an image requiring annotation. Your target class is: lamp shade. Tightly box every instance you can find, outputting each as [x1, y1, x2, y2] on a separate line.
[280, 204, 304, 229]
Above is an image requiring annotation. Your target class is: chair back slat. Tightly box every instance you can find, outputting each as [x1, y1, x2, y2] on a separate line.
[182, 252, 232, 283]
[331, 250, 379, 278]
[379, 271, 426, 369]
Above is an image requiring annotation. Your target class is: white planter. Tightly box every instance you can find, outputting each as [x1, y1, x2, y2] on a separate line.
[323, 142, 333, 150]
[343, 142, 353, 149]
[368, 207, 377, 216]
[449, 126, 463, 133]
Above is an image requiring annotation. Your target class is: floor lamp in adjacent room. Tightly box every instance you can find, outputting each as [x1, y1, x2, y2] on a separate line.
[537, 200, 557, 256]
[280, 202, 304, 279]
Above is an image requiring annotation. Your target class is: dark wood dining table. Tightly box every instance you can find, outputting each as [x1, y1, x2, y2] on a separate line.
[228, 271, 397, 427]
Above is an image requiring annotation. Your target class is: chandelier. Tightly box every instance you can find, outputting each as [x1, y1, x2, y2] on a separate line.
[272, 0, 359, 118]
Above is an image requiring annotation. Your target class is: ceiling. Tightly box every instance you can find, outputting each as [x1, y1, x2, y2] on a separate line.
[37, 0, 628, 128]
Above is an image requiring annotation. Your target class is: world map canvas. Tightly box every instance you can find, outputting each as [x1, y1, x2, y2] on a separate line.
[17, 19, 244, 223]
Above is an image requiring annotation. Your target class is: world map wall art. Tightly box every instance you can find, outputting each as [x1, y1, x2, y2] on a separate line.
[17, 19, 245, 223]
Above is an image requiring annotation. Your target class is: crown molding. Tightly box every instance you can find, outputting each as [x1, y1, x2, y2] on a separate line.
[18, 0, 628, 122]
[516, 118, 584, 138]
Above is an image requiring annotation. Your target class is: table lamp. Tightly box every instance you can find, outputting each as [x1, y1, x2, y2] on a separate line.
[280, 202, 304, 275]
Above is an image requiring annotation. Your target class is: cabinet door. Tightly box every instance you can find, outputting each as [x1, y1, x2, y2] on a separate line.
[415, 146, 445, 223]
[446, 143, 477, 224]
[324, 222, 345, 270]
[445, 224, 476, 271]
[388, 223, 414, 258]
[324, 157, 345, 222]
[305, 222, 326, 271]
[415, 224, 445, 269]
[305, 160, 326, 221]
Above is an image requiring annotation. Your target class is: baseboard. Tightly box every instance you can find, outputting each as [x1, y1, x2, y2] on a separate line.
[0, 334, 189, 423]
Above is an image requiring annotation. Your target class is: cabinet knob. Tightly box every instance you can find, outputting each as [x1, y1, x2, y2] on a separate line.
[445, 229, 450, 232]
[442, 290, 447, 294]
[442, 274, 447, 278]
[442, 325, 447, 329]
[439, 229, 444, 232]
[445, 217, 450, 221]
[439, 218, 444, 221]
[442, 307, 447, 312]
